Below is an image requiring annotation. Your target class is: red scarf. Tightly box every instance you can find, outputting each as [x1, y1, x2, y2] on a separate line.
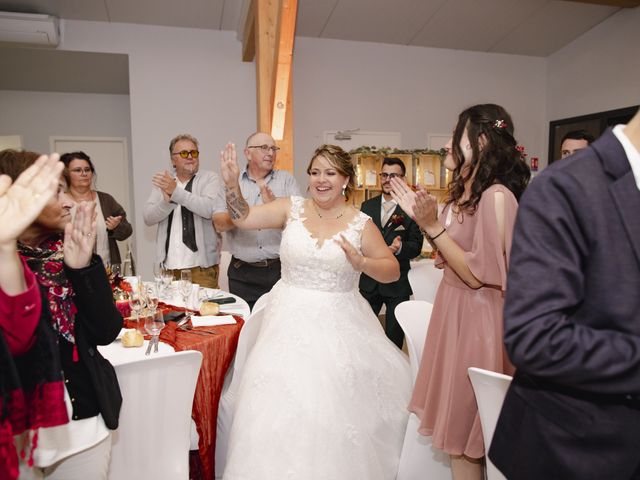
[18, 235, 77, 344]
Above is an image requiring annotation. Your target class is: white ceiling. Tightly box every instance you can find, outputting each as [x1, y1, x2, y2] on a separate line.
[0, 0, 626, 56]
[0, 0, 631, 94]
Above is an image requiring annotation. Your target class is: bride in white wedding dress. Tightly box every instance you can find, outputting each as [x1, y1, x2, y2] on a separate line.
[220, 143, 412, 480]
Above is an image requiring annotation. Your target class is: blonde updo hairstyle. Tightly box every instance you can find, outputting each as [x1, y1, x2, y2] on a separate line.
[306, 144, 356, 201]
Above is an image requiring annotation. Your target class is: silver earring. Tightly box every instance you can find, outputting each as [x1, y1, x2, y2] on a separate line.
[341, 185, 347, 196]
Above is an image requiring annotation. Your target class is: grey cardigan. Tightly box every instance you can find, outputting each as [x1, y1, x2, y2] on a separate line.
[143, 170, 221, 267]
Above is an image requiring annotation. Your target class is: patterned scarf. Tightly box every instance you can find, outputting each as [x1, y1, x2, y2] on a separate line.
[18, 235, 77, 344]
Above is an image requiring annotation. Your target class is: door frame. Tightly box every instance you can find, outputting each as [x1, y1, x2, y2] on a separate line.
[49, 135, 131, 209]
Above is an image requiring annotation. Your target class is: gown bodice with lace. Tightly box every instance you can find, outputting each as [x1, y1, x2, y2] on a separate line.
[223, 196, 412, 480]
[279, 196, 366, 292]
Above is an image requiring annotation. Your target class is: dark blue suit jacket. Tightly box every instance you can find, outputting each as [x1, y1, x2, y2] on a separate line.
[489, 129, 640, 479]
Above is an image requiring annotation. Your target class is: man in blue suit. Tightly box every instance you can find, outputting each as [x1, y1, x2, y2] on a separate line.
[490, 107, 640, 479]
[359, 157, 423, 349]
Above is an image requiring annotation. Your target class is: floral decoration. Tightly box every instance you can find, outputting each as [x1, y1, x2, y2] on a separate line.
[389, 214, 404, 226]
[494, 119, 507, 129]
[516, 145, 527, 159]
[349, 146, 444, 157]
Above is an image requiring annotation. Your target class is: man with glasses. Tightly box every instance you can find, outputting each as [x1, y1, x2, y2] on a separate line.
[213, 132, 300, 309]
[144, 133, 222, 288]
[358, 157, 423, 349]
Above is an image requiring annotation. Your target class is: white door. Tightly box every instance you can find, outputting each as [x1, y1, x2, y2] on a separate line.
[50, 136, 133, 259]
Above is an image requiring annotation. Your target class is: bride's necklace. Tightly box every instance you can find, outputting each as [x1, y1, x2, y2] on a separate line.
[312, 201, 345, 219]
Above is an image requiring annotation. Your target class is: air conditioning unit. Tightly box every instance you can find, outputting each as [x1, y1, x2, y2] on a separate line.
[0, 11, 60, 47]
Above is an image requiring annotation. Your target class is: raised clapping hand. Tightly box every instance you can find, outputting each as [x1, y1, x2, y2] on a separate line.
[257, 178, 276, 203]
[152, 171, 177, 201]
[390, 177, 439, 230]
[105, 215, 123, 230]
[220, 142, 240, 187]
[64, 201, 97, 269]
[389, 235, 402, 254]
[0, 154, 64, 246]
[335, 234, 366, 272]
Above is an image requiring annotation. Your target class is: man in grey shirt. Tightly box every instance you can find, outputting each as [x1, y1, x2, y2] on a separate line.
[213, 132, 300, 309]
[144, 133, 222, 288]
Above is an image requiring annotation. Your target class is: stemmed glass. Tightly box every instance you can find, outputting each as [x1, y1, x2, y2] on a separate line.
[128, 287, 147, 334]
[145, 283, 159, 315]
[144, 310, 165, 353]
[152, 262, 164, 292]
[160, 266, 174, 299]
[178, 271, 192, 310]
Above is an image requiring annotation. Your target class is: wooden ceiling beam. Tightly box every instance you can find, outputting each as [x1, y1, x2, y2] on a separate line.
[250, 0, 297, 173]
[270, 0, 297, 142]
[564, 0, 640, 7]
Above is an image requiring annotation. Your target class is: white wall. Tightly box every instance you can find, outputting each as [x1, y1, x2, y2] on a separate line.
[0, 90, 131, 154]
[293, 37, 547, 185]
[546, 7, 640, 121]
[53, 20, 548, 277]
[59, 20, 257, 278]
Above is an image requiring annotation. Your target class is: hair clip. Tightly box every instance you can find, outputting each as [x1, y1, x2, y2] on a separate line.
[494, 119, 507, 129]
[516, 145, 527, 158]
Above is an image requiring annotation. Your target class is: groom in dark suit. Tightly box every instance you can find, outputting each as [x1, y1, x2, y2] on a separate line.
[490, 108, 640, 479]
[359, 157, 423, 349]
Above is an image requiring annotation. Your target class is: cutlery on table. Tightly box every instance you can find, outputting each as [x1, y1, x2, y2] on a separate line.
[145, 337, 153, 356]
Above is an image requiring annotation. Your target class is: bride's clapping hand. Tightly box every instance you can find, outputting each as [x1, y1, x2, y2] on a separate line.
[0, 154, 63, 246]
[335, 234, 366, 272]
[220, 142, 240, 187]
[64, 201, 97, 269]
[390, 178, 438, 230]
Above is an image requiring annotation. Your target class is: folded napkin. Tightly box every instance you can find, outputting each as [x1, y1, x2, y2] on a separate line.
[190, 315, 237, 327]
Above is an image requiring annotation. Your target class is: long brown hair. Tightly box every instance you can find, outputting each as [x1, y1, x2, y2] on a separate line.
[447, 104, 530, 213]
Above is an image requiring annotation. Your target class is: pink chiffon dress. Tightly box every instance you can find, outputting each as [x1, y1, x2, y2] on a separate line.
[408, 184, 517, 459]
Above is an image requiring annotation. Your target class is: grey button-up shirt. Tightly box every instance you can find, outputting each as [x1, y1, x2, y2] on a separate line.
[214, 167, 301, 263]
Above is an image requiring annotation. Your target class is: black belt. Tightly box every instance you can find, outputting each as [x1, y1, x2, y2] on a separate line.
[232, 256, 280, 268]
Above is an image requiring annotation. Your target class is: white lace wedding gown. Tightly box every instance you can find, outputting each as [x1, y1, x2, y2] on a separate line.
[223, 196, 412, 480]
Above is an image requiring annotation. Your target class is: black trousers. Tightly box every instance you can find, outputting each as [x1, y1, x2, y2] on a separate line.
[228, 257, 281, 311]
[360, 289, 409, 349]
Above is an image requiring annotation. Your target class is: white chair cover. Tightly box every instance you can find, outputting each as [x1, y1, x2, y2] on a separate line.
[108, 350, 203, 480]
[395, 300, 451, 480]
[408, 261, 443, 304]
[468, 367, 513, 480]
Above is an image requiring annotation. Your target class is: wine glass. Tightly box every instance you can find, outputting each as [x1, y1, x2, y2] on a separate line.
[153, 262, 164, 290]
[178, 277, 192, 310]
[180, 270, 192, 284]
[197, 287, 210, 311]
[161, 267, 174, 298]
[128, 288, 147, 333]
[144, 310, 165, 353]
[146, 283, 159, 315]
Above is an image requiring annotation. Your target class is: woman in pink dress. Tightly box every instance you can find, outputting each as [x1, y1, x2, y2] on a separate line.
[392, 104, 530, 480]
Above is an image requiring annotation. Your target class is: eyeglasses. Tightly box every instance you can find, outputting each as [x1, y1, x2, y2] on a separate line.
[172, 150, 200, 159]
[379, 173, 404, 180]
[70, 167, 92, 174]
[247, 145, 280, 154]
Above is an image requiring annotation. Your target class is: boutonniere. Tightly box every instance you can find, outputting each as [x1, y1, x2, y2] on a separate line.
[389, 214, 404, 226]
